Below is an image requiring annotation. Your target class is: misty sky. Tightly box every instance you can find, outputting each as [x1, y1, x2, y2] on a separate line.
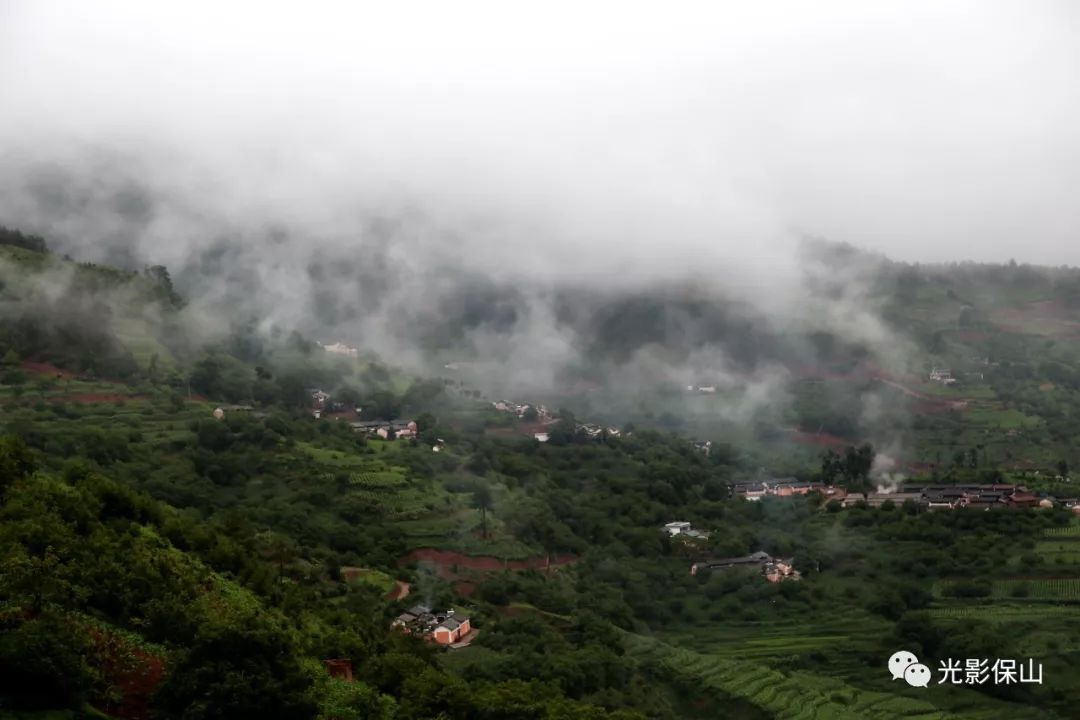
[1, 0, 1079, 273]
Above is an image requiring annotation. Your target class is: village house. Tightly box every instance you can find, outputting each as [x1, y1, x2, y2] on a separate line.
[349, 419, 417, 440]
[769, 480, 827, 497]
[318, 341, 360, 358]
[433, 615, 470, 645]
[732, 482, 768, 501]
[841, 491, 923, 508]
[690, 551, 799, 582]
[576, 423, 605, 440]
[763, 559, 799, 583]
[693, 440, 712, 456]
[836, 484, 1053, 512]
[929, 367, 956, 385]
[391, 605, 472, 646]
[1007, 491, 1041, 508]
[534, 432, 550, 443]
[349, 420, 385, 435]
[392, 420, 419, 440]
[662, 521, 711, 540]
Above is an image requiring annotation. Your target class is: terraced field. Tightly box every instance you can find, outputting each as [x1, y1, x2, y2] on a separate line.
[992, 578, 1080, 600]
[1043, 524, 1080, 538]
[928, 604, 1080, 621]
[1034, 540, 1080, 565]
[625, 634, 967, 720]
[660, 613, 892, 660]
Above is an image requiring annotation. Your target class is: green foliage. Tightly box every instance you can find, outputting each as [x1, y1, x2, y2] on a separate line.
[0, 226, 48, 253]
[0, 611, 97, 709]
[154, 620, 318, 720]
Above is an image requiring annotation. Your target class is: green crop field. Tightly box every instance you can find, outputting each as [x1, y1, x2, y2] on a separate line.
[929, 604, 1080, 621]
[659, 613, 892, 660]
[967, 407, 1044, 429]
[1044, 523, 1080, 538]
[624, 634, 992, 720]
[991, 578, 1080, 600]
[1035, 541, 1080, 564]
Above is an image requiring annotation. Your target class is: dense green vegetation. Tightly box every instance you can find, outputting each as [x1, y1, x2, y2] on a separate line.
[5, 236, 1080, 718]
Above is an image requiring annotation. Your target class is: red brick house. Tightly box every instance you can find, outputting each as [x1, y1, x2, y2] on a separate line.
[392, 605, 472, 646]
[433, 615, 471, 645]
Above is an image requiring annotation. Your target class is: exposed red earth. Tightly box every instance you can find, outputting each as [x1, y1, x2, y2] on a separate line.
[400, 548, 577, 580]
[788, 430, 849, 449]
[452, 581, 477, 597]
[992, 298, 1080, 337]
[88, 629, 166, 720]
[52, 393, 139, 404]
[19, 360, 78, 378]
[386, 580, 411, 600]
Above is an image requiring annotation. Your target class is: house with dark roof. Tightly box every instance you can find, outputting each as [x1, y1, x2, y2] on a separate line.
[732, 482, 768, 501]
[433, 615, 471, 645]
[391, 606, 471, 645]
[690, 551, 800, 582]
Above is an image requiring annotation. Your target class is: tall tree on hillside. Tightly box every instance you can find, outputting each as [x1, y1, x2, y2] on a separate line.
[473, 484, 493, 540]
[821, 443, 876, 499]
[0, 435, 34, 497]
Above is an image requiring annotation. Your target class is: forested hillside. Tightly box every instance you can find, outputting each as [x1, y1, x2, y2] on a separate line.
[4, 232, 1080, 719]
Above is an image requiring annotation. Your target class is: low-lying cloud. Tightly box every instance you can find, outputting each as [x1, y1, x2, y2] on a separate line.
[1, 0, 1077, 435]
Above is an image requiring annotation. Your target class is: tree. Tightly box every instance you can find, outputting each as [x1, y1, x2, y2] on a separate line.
[154, 620, 317, 720]
[190, 356, 225, 398]
[144, 264, 183, 306]
[546, 421, 575, 446]
[821, 444, 875, 498]
[0, 612, 95, 710]
[0, 226, 48, 253]
[0, 435, 35, 497]
[473, 484, 494, 540]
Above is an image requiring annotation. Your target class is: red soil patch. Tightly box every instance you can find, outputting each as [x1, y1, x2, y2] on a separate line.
[400, 548, 577, 580]
[340, 567, 364, 582]
[88, 630, 166, 720]
[52, 393, 139, 404]
[483, 427, 519, 439]
[788, 430, 850, 449]
[386, 580, 411, 601]
[326, 409, 360, 420]
[1040, 383, 1055, 391]
[452, 581, 477, 597]
[519, 421, 555, 435]
[991, 299, 1080, 337]
[912, 400, 967, 415]
[19, 361, 78, 379]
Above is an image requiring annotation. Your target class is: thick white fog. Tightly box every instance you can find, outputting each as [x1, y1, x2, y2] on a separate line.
[1, 0, 1077, 274]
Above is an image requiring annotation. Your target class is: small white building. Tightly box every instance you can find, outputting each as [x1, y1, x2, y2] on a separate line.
[534, 432, 549, 443]
[929, 367, 956, 385]
[319, 341, 360, 358]
[663, 521, 692, 536]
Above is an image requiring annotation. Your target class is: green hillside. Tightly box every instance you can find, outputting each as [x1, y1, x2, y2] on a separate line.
[4, 235, 1080, 718]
